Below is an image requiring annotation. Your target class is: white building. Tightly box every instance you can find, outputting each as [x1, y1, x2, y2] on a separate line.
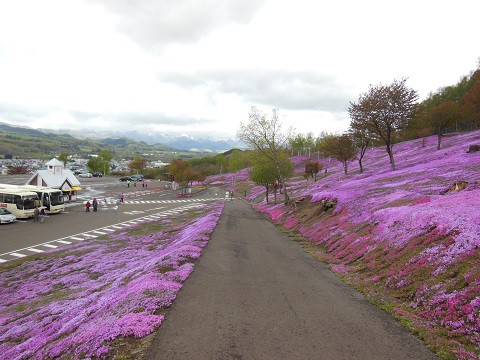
[25, 158, 82, 198]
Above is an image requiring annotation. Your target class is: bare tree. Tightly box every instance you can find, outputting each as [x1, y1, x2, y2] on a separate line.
[349, 120, 372, 174]
[349, 79, 418, 171]
[238, 107, 293, 203]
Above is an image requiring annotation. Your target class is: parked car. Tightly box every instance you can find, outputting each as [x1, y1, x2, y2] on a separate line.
[78, 172, 92, 178]
[0, 208, 16, 224]
[130, 174, 144, 181]
[119, 176, 132, 182]
[92, 172, 103, 177]
[73, 170, 84, 175]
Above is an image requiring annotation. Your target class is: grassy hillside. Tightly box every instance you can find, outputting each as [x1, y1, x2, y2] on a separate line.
[207, 131, 480, 359]
[0, 124, 204, 160]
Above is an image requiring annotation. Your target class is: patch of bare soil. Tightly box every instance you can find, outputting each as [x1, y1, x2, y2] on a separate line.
[287, 196, 337, 225]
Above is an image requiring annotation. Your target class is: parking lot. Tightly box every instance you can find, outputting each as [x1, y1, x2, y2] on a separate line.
[0, 175, 227, 263]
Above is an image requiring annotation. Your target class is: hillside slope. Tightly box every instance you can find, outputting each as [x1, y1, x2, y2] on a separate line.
[0, 124, 180, 159]
[208, 131, 480, 359]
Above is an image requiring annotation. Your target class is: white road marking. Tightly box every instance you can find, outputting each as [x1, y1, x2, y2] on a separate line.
[26, 248, 44, 253]
[11, 252, 27, 258]
[0, 201, 219, 264]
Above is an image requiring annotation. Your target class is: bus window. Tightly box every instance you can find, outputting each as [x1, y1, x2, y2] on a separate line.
[43, 194, 49, 207]
[4, 194, 14, 203]
[23, 195, 37, 210]
[14, 195, 23, 209]
[50, 192, 64, 206]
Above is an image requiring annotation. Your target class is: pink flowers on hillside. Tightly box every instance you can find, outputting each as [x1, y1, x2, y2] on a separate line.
[220, 130, 480, 358]
[0, 202, 224, 359]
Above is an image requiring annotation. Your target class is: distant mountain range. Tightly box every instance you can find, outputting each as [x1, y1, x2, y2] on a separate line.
[0, 121, 246, 154]
[41, 128, 246, 152]
[0, 122, 181, 159]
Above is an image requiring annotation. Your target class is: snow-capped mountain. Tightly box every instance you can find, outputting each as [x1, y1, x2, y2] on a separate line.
[41, 128, 246, 152]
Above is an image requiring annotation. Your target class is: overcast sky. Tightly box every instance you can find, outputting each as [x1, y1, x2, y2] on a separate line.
[0, 0, 478, 138]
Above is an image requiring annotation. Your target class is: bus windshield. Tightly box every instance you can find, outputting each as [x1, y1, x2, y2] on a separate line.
[23, 195, 38, 210]
[50, 192, 64, 206]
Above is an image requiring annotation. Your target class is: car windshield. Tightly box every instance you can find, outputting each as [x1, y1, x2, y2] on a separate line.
[0, 208, 12, 215]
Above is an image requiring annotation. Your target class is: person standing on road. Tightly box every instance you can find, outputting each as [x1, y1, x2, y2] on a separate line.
[134, 181, 137, 187]
[86, 200, 91, 212]
[93, 197, 98, 212]
[120, 193, 124, 203]
[33, 206, 40, 223]
[127, 179, 131, 188]
[39, 208, 47, 223]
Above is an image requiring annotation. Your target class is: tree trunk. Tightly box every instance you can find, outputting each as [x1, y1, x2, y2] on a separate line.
[274, 187, 277, 204]
[386, 144, 396, 171]
[358, 144, 367, 174]
[437, 133, 442, 150]
[265, 184, 269, 203]
[342, 161, 348, 175]
[274, 161, 289, 204]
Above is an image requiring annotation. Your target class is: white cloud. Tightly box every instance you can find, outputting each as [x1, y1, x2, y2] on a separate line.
[0, 0, 479, 139]
[86, 0, 268, 50]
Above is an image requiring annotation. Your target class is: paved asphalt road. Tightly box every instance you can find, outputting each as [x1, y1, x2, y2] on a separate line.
[144, 199, 438, 360]
[0, 175, 226, 261]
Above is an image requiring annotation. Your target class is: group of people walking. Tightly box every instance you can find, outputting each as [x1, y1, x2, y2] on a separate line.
[85, 197, 98, 212]
[126, 180, 148, 188]
[85, 194, 125, 211]
[33, 206, 47, 223]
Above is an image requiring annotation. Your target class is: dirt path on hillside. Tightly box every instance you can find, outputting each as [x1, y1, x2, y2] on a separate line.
[144, 200, 438, 360]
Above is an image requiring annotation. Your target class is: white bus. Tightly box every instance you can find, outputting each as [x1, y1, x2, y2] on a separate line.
[0, 184, 65, 214]
[0, 189, 39, 219]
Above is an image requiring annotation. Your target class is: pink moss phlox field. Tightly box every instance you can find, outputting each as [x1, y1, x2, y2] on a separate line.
[230, 131, 480, 357]
[0, 202, 224, 359]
